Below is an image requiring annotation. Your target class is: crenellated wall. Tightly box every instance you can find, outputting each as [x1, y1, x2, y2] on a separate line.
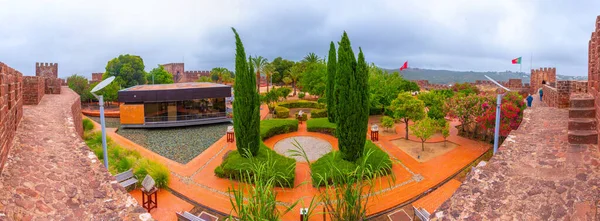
[44, 77, 61, 94]
[530, 67, 556, 94]
[22, 76, 45, 105]
[91, 72, 103, 83]
[0, 62, 23, 175]
[589, 16, 600, 145]
[35, 62, 58, 79]
[542, 80, 588, 108]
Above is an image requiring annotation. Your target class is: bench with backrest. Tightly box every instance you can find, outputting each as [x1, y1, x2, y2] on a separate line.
[115, 169, 138, 189]
[176, 211, 206, 221]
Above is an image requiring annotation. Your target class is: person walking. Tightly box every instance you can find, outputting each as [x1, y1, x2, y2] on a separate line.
[526, 94, 533, 107]
[539, 88, 544, 101]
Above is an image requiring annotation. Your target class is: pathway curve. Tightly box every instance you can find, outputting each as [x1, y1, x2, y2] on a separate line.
[0, 88, 147, 220]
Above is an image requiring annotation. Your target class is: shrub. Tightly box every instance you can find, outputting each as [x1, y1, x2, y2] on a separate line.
[274, 106, 290, 118]
[369, 107, 383, 115]
[380, 116, 395, 131]
[260, 119, 298, 140]
[311, 109, 328, 118]
[307, 118, 337, 136]
[310, 140, 391, 186]
[295, 113, 308, 121]
[83, 118, 95, 132]
[298, 92, 306, 99]
[215, 143, 296, 187]
[277, 100, 325, 109]
[147, 160, 170, 189]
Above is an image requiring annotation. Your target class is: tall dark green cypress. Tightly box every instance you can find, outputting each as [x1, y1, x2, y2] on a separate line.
[356, 48, 369, 156]
[232, 28, 260, 157]
[326, 41, 337, 123]
[336, 32, 367, 162]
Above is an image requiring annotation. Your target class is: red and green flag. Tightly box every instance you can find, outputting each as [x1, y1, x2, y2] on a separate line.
[511, 57, 522, 64]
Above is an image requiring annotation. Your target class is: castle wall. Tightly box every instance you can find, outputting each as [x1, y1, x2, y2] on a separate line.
[530, 67, 556, 94]
[91, 73, 103, 83]
[0, 63, 23, 175]
[44, 77, 61, 94]
[590, 16, 600, 145]
[35, 62, 58, 79]
[162, 63, 185, 82]
[23, 76, 45, 105]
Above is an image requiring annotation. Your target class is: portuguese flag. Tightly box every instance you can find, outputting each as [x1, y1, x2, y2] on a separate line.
[511, 57, 522, 64]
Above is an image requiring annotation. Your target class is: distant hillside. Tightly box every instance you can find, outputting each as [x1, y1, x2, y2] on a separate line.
[383, 68, 587, 85]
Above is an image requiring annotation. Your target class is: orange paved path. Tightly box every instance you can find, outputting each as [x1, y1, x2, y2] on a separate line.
[87, 104, 490, 221]
[412, 179, 462, 214]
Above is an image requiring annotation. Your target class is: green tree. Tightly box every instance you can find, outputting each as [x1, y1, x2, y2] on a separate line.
[67, 74, 94, 102]
[104, 54, 147, 88]
[438, 119, 450, 146]
[390, 92, 426, 139]
[303, 52, 321, 63]
[232, 28, 261, 157]
[410, 117, 437, 151]
[95, 78, 122, 106]
[326, 42, 337, 123]
[418, 91, 446, 119]
[251, 56, 268, 91]
[336, 32, 369, 162]
[282, 77, 292, 86]
[263, 63, 276, 92]
[278, 87, 291, 101]
[210, 67, 233, 83]
[288, 63, 304, 96]
[146, 65, 174, 84]
[368, 67, 419, 113]
[270, 57, 294, 84]
[298, 62, 327, 98]
[380, 116, 395, 132]
[197, 76, 212, 82]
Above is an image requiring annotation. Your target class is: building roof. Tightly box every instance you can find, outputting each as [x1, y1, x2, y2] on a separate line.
[118, 82, 231, 103]
[122, 82, 228, 91]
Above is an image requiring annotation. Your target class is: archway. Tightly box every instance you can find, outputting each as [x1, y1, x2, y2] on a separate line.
[542, 80, 546, 85]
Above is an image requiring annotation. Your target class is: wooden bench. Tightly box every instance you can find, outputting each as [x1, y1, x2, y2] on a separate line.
[115, 169, 138, 189]
[176, 211, 206, 221]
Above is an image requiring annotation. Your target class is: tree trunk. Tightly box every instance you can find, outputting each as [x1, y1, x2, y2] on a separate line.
[293, 82, 297, 96]
[405, 119, 409, 140]
[266, 75, 270, 92]
[444, 139, 447, 147]
[422, 141, 425, 151]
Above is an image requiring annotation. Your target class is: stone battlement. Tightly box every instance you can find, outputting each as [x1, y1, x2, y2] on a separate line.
[530, 67, 556, 94]
[35, 62, 58, 79]
[91, 72, 103, 83]
[184, 70, 211, 76]
[0, 62, 23, 175]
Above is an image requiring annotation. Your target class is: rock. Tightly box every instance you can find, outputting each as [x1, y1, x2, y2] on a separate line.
[15, 199, 34, 210]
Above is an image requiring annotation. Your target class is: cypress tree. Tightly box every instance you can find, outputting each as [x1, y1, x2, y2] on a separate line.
[336, 32, 365, 162]
[232, 28, 260, 157]
[355, 47, 370, 156]
[327, 41, 337, 123]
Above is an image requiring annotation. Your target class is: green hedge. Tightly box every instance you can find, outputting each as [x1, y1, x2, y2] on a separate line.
[307, 118, 337, 136]
[260, 119, 299, 140]
[215, 143, 296, 187]
[274, 106, 290, 118]
[311, 109, 327, 118]
[310, 140, 392, 187]
[277, 100, 326, 109]
[84, 132, 170, 189]
[295, 113, 308, 121]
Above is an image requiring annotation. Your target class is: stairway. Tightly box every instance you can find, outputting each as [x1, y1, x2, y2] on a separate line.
[568, 94, 598, 144]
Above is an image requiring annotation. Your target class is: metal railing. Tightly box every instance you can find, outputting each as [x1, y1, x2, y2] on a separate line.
[145, 112, 227, 124]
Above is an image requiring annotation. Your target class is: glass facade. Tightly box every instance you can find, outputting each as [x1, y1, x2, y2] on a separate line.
[144, 98, 226, 123]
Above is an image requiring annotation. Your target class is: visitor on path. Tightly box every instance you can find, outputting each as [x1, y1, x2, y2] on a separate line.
[526, 94, 533, 107]
[539, 88, 544, 101]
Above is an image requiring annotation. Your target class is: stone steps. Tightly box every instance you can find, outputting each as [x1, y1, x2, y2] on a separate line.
[568, 95, 597, 144]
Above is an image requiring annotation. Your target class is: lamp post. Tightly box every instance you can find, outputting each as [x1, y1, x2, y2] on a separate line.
[484, 75, 510, 155]
[90, 76, 116, 169]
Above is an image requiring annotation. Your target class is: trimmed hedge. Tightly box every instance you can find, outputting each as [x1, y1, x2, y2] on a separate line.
[310, 140, 392, 186]
[295, 113, 308, 121]
[274, 106, 290, 118]
[215, 143, 296, 187]
[278, 100, 326, 109]
[307, 118, 337, 136]
[260, 119, 299, 140]
[311, 109, 327, 118]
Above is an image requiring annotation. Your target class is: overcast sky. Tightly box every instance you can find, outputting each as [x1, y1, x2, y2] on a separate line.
[0, 0, 598, 78]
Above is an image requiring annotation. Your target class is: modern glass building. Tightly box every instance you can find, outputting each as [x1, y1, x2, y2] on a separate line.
[118, 82, 232, 128]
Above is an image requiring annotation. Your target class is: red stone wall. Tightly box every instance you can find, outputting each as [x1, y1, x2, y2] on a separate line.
[23, 76, 45, 105]
[506, 79, 523, 88]
[35, 62, 58, 79]
[530, 67, 557, 94]
[162, 63, 185, 82]
[0, 62, 23, 175]
[44, 77, 61, 94]
[589, 16, 600, 145]
[91, 73, 103, 83]
[542, 84, 559, 107]
[542, 80, 587, 108]
[183, 70, 210, 82]
[70, 93, 83, 138]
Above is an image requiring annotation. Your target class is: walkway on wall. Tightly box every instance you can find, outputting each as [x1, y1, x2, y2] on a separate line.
[0, 88, 147, 220]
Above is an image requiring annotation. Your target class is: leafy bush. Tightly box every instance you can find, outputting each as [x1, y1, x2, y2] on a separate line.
[380, 116, 395, 131]
[311, 109, 327, 118]
[260, 119, 298, 140]
[307, 118, 336, 136]
[215, 143, 296, 187]
[274, 106, 290, 118]
[83, 118, 95, 132]
[84, 132, 170, 189]
[310, 140, 391, 186]
[294, 113, 308, 121]
[277, 100, 325, 109]
[298, 92, 306, 99]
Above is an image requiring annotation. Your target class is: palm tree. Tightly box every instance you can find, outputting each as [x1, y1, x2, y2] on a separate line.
[251, 56, 268, 91]
[303, 52, 320, 63]
[210, 67, 230, 83]
[287, 69, 302, 96]
[263, 63, 277, 92]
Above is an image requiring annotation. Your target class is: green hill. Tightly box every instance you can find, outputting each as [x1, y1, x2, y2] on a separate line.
[383, 68, 587, 85]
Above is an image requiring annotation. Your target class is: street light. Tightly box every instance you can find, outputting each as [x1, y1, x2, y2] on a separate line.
[90, 76, 116, 169]
[484, 75, 511, 155]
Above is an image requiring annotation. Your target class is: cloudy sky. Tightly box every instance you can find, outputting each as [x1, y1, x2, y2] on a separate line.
[0, 0, 598, 78]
